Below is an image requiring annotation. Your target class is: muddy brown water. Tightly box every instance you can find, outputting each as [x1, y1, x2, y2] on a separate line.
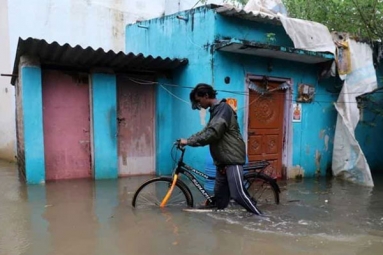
[1, 160, 382, 255]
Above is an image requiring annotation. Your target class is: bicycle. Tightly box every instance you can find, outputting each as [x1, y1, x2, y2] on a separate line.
[131, 140, 281, 209]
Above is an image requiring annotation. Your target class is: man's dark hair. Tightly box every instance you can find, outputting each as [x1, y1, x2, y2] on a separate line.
[189, 83, 217, 110]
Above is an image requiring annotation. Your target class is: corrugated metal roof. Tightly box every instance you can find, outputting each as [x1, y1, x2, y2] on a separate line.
[210, 4, 281, 25]
[214, 38, 334, 64]
[11, 37, 188, 85]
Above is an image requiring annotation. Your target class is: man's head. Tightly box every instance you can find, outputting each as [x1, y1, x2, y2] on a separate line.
[190, 83, 217, 110]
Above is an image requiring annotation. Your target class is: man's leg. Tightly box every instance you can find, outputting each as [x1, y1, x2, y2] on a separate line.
[214, 166, 230, 209]
[226, 165, 262, 215]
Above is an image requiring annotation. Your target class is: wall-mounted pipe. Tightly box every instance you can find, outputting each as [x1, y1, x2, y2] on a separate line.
[137, 24, 149, 29]
[176, 15, 188, 22]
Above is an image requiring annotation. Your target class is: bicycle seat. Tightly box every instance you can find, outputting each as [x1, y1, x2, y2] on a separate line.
[243, 160, 270, 171]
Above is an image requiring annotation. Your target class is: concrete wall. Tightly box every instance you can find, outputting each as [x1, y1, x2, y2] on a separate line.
[7, 0, 167, 54]
[214, 14, 293, 46]
[213, 15, 338, 177]
[213, 53, 338, 178]
[18, 57, 45, 184]
[0, 0, 16, 162]
[355, 65, 383, 174]
[165, 0, 226, 15]
[126, 6, 216, 174]
[0, 0, 169, 162]
[126, 6, 339, 178]
[91, 73, 118, 179]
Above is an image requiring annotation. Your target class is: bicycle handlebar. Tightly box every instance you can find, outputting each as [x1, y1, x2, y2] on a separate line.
[174, 139, 186, 151]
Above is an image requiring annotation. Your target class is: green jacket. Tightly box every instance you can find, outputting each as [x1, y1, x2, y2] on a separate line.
[187, 99, 246, 166]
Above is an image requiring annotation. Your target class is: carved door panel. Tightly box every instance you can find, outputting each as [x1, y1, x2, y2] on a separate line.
[248, 81, 285, 178]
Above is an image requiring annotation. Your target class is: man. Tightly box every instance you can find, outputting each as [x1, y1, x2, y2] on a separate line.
[180, 83, 262, 215]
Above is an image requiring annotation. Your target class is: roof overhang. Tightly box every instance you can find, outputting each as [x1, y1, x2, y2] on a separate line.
[210, 4, 281, 25]
[214, 39, 334, 64]
[11, 37, 188, 85]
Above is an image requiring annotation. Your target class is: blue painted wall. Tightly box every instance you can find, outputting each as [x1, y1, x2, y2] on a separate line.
[355, 64, 383, 173]
[91, 73, 118, 179]
[127, 7, 215, 174]
[21, 66, 45, 184]
[126, 6, 339, 177]
[213, 52, 338, 177]
[215, 15, 294, 46]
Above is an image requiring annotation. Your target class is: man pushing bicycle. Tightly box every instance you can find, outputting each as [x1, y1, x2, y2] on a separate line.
[179, 83, 262, 215]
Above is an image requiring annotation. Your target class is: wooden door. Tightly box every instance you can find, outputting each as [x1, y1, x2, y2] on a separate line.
[117, 76, 155, 176]
[43, 70, 91, 180]
[248, 81, 285, 178]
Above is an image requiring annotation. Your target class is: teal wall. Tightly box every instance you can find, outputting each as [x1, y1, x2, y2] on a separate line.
[213, 52, 338, 177]
[126, 6, 339, 177]
[21, 66, 45, 184]
[214, 15, 293, 46]
[127, 7, 215, 174]
[91, 73, 118, 179]
[355, 64, 383, 173]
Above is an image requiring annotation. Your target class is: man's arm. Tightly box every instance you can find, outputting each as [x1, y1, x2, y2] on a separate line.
[186, 104, 232, 147]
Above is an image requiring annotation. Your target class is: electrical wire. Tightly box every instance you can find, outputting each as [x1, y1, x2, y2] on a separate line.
[160, 84, 191, 105]
[128, 77, 157, 85]
[171, 144, 179, 165]
[126, 76, 382, 105]
[127, 76, 383, 96]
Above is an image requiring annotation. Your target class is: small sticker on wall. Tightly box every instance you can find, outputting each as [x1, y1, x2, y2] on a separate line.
[226, 98, 238, 112]
[292, 102, 302, 122]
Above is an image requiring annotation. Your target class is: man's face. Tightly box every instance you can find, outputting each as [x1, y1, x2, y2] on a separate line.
[194, 94, 209, 110]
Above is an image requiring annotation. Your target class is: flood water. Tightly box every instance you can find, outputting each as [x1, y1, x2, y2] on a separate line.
[1, 160, 383, 255]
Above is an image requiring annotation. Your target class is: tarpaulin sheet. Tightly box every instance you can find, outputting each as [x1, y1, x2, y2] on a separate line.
[332, 40, 377, 187]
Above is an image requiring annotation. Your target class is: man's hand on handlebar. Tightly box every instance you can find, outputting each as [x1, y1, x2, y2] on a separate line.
[174, 139, 188, 150]
[179, 138, 188, 146]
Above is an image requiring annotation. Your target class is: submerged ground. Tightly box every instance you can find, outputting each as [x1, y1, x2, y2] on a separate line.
[1, 160, 382, 255]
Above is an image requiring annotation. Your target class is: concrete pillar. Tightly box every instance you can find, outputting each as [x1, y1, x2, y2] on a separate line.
[19, 56, 45, 184]
[90, 72, 118, 179]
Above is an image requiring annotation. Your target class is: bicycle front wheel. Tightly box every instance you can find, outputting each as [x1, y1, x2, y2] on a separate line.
[244, 172, 280, 205]
[132, 177, 193, 209]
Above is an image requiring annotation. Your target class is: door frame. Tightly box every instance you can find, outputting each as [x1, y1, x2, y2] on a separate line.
[244, 74, 293, 178]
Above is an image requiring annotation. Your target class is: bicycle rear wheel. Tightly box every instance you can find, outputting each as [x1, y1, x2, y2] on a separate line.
[244, 172, 280, 205]
[132, 177, 193, 209]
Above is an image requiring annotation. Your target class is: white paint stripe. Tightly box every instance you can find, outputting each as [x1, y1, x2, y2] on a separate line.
[235, 165, 262, 215]
[232, 166, 255, 211]
[232, 165, 253, 210]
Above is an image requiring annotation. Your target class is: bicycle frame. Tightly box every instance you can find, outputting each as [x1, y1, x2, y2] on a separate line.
[160, 145, 215, 207]
[159, 143, 273, 207]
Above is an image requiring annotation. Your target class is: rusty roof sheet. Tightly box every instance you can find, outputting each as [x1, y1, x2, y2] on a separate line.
[11, 37, 188, 85]
[210, 4, 281, 25]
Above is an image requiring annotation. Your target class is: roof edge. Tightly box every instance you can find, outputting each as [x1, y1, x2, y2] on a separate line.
[11, 37, 188, 85]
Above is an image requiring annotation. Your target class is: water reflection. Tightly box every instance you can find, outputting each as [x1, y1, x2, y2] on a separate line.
[1, 161, 382, 255]
[0, 161, 29, 255]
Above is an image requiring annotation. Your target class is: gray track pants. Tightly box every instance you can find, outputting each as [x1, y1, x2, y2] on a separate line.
[214, 165, 262, 215]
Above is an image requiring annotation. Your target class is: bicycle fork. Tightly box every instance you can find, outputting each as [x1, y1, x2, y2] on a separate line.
[159, 174, 178, 207]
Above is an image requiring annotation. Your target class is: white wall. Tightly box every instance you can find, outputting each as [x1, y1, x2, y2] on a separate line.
[7, 0, 167, 55]
[165, 0, 225, 15]
[0, 0, 15, 162]
[0, 0, 228, 161]
[0, 0, 167, 161]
